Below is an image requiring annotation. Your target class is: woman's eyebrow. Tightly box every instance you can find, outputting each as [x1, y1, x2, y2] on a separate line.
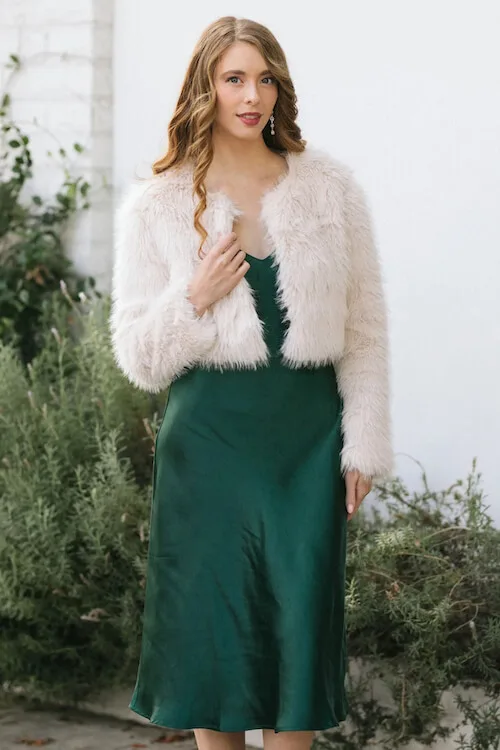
[221, 69, 273, 76]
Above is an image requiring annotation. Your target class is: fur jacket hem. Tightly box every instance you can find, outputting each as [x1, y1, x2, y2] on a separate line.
[110, 145, 393, 480]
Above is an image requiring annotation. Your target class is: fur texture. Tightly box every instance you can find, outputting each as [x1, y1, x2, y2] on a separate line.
[110, 145, 393, 479]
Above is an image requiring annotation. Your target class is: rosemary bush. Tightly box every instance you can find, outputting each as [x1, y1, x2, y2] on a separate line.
[317, 459, 500, 749]
[0, 292, 159, 702]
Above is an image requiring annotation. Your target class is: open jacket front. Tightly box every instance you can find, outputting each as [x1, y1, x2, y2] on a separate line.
[110, 145, 393, 480]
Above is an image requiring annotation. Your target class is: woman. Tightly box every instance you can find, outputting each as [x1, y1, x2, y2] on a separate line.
[111, 14, 392, 750]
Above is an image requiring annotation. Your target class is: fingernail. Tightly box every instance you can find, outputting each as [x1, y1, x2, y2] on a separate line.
[347, 505, 354, 513]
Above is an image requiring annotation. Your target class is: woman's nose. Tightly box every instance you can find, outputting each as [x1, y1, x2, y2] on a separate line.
[244, 87, 259, 103]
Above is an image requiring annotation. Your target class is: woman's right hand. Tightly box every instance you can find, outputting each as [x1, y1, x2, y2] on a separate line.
[187, 232, 250, 316]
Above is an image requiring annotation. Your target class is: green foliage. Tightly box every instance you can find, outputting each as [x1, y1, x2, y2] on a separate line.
[316, 460, 500, 749]
[0, 59, 94, 364]
[0, 292, 162, 703]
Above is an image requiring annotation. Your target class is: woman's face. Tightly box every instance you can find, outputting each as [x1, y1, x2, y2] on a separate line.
[213, 41, 278, 141]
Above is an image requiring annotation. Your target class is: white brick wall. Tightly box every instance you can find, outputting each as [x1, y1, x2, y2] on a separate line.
[0, 0, 114, 290]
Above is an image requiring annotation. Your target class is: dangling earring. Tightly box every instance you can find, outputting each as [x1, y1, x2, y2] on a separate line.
[269, 112, 275, 136]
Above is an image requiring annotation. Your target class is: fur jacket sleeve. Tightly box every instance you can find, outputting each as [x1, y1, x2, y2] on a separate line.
[109, 183, 218, 391]
[334, 175, 392, 480]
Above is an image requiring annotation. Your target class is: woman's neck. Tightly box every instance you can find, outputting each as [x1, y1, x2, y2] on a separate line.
[210, 132, 274, 174]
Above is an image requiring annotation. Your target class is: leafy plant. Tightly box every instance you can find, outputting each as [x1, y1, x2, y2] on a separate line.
[316, 459, 500, 749]
[0, 54, 94, 363]
[0, 291, 160, 703]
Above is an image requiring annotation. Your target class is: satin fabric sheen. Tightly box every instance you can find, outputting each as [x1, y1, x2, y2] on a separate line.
[129, 252, 349, 732]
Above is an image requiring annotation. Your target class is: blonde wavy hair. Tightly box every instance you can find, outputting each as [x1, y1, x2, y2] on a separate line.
[151, 15, 307, 258]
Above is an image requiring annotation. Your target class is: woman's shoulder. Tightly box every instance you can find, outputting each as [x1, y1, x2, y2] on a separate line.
[298, 145, 373, 217]
[290, 145, 365, 221]
[297, 144, 355, 182]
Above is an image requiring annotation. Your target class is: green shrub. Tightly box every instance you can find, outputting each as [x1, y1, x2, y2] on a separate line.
[0, 56, 94, 364]
[317, 459, 500, 749]
[0, 291, 161, 702]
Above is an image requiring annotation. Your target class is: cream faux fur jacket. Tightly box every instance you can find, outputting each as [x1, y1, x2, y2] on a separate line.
[110, 145, 392, 479]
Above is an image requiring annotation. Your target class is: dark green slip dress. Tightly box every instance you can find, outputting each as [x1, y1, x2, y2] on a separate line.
[128, 251, 349, 733]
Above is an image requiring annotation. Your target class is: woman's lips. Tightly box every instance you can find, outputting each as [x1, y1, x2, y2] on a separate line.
[237, 114, 262, 126]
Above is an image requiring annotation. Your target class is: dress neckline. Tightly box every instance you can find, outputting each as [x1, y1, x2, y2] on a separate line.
[246, 252, 275, 262]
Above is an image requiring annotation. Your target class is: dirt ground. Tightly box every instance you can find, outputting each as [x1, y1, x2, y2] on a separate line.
[0, 703, 215, 750]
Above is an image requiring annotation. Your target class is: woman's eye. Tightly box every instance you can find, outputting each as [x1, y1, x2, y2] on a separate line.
[226, 76, 276, 84]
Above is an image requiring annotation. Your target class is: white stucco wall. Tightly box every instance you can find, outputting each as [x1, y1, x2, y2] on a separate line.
[0, 0, 114, 288]
[114, 1, 500, 525]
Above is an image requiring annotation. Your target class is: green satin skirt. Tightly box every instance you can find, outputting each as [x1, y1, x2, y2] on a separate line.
[129, 252, 349, 733]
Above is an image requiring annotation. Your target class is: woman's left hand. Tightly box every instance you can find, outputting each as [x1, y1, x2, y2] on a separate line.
[345, 470, 372, 520]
